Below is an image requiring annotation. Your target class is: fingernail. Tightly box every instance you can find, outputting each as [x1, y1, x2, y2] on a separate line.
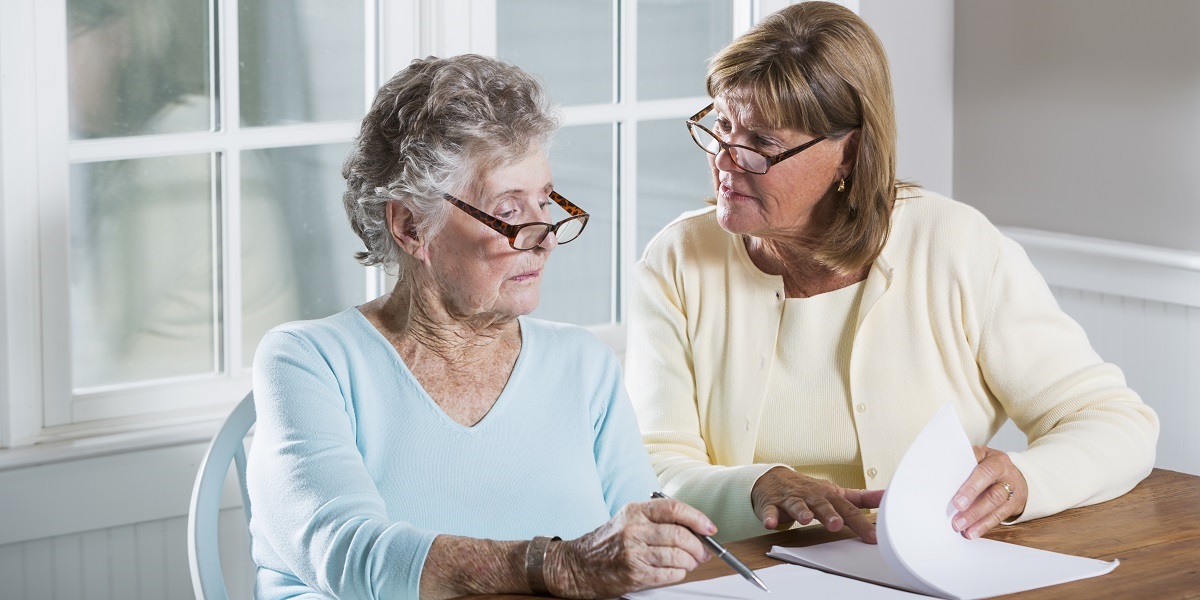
[952, 517, 967, 531]
[953, 495, 968, 509]
[966, 527, 980, 540]
[706, 522, 717, 535]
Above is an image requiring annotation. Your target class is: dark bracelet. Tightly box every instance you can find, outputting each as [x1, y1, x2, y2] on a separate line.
[525, 535, 561, 595]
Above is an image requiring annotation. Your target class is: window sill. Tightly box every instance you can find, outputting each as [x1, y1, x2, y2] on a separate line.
[0, 407, 231, 472]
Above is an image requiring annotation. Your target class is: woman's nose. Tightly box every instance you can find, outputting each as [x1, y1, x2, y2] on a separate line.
[536, 227, 560, 251]
[713, 146, 744, 173]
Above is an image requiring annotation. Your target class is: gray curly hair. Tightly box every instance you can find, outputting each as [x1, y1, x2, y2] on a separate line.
[342, 54, 559, 273]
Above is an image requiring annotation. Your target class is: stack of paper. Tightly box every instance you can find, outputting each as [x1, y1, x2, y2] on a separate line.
[628, 403, 1118, 600]
[625, 563, 927, 599]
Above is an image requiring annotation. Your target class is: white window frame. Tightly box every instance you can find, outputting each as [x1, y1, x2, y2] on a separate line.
[0, 0, 432, 463]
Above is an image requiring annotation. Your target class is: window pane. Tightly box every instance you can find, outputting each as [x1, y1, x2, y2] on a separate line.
[240, 144, 365, 367]
[67, 0, 214, 139]
[70, 155, 218, 389]
[239, 0, 366, 127]
[497, 0, 614, 106]
[638, 0, 733, 101]
[534, 124, 614, 325]
[637, 118, 714, 255]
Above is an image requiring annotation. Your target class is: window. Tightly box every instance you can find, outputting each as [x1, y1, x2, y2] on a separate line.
[495, 0, 744, 327]
[1, 0, 383, 448]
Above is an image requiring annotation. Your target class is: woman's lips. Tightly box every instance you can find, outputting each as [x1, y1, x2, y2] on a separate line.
[720, 182, 756, 202]
[510, 268, 542, 282]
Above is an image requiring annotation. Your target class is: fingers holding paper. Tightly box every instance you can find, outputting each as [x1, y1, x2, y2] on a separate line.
[751, 466, 884, 544]
[951, 445, 1029, 539]
[546, 498, 713, 598]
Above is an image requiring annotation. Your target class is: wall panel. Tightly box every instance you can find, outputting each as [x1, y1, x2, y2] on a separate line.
[0, 508, 250, 600]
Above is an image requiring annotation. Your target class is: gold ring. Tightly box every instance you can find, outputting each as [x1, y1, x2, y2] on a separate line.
[998, 481, 1014, 501]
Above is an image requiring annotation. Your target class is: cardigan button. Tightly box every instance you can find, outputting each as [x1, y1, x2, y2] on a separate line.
[856, 403, 867, 413]
[867, 467, 878, 478]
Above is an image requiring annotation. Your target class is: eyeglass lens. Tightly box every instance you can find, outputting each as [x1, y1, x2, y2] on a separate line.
[688, 125, 771, 174]
[512, 216, 587, 250]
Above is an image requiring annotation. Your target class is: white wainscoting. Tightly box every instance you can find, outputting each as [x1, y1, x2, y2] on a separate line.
[0, 507, 252, 600]
[0, 227, 1195, 600]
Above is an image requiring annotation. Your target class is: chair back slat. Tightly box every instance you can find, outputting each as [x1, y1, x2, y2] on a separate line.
[188, 392, 257, 600]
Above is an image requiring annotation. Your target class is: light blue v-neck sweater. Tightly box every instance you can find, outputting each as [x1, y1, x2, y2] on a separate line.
[247, 309, 658, 599]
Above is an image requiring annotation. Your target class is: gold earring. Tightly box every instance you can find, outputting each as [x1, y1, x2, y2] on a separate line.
[837, 179, 846, 193]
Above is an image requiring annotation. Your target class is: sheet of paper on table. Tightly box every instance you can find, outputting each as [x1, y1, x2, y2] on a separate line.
[768, 403, 1118, 599]
[628, 403, 1118, 600]
[624, 563, 927, 599]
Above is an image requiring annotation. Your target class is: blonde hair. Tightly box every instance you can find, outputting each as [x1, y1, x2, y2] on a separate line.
[707, 1, 908, 274]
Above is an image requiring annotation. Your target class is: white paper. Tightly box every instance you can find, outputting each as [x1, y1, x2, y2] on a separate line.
[768, 539, 936, 595]
[624, 564, 927, 600]
[770, 403, 1118, 599]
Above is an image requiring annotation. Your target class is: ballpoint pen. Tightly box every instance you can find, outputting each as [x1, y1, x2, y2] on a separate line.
[651, 491, 771, 593]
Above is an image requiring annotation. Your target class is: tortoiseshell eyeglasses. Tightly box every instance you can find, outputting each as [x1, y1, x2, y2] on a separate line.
[686, 103, 827, 175]
[442, 191, 590, 251]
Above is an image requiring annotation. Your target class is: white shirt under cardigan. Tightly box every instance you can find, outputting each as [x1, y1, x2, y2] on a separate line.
[247, 310, 659, 600]
[626, 188, 1159, 543]
[755, 281, 867, 490]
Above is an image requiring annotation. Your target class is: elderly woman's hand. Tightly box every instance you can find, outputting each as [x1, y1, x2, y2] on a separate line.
[950, 445, 1029, 539]
[750, 467, 884, 543]
[545, 498, 713, 598]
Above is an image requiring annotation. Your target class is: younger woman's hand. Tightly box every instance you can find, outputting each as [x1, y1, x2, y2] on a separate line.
[750, 466, 884, 543]
[950, 445, 1028, 539]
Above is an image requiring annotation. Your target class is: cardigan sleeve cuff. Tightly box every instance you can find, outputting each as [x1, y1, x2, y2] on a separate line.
[1001, 451, 1050, 524]
[665, 462, 792, 543]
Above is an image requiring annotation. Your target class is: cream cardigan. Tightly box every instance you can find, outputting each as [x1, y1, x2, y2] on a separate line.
[626, 188, 1159, 542]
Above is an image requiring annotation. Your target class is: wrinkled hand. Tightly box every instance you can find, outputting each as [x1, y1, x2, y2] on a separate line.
[951, 445, 1028, 539]
[751, 467, 884, 543]
[546, 498, 713, 598]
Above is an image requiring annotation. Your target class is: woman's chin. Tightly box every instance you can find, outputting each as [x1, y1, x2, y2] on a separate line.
[502, 292, 542, 318]
[715, 201, 763, 236]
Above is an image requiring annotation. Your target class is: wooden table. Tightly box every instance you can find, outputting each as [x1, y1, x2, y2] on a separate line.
[472, 469, 1200, 599]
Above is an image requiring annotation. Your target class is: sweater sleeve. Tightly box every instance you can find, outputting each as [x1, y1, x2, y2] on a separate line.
[247, 330, 436, 600]
[977, 236, 1159, 522]
[627, 254, 783, 542]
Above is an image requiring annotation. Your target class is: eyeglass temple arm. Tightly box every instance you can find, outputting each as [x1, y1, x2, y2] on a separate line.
[689, 103, 715, 123]
[549, 191, 588, 217]
[441, 194, 521, 237]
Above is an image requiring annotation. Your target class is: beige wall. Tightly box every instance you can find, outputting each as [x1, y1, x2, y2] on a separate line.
[861, 0, 956, 197]
[954, 0, 1200, 252]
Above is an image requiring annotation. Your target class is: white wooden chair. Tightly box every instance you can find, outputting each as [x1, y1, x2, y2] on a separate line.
[188, 392, 256, 600]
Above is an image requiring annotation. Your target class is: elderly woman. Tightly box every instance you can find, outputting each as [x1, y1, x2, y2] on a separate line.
[247, 55, 713, 600]
[627, 2, 1159, 545]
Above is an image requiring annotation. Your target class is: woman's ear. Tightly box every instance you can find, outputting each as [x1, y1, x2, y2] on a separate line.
[837, 128, 861, 180]
[385, 201, 428, 261]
